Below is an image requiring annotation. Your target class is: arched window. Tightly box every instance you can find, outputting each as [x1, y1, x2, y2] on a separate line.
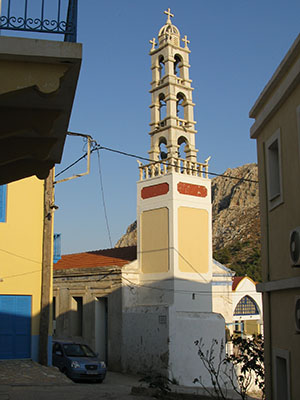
[159, 55, 165, 79]
[174, 54, 183, 77]
[159, 93, 166, 121]
[234, 296, 259, 316]
[176, 92, 186, 119]
[159, 137, 168, 160]
[177, 136, 188, 159]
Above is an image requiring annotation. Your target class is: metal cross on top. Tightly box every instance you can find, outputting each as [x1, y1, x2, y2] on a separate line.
[182, 35, 190, 48]
[164, 8, 174, 24]
[149, 37, 156, 51]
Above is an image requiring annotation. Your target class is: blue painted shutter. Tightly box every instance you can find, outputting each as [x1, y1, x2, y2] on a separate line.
[0, 185, 7, 222]
[53, 233, 61, 263]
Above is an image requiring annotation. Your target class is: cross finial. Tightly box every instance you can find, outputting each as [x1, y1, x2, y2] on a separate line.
[182, 35, 190, 48]
[149, 37, 156, 51]
[164, 8, 174, 24]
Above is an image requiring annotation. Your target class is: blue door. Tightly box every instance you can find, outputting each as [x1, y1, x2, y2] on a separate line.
[0, 295, 31, 359]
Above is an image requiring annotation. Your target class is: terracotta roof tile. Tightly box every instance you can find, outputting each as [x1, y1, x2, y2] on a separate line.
[54, 246, 137, 270]
[232, 276, 245, 291]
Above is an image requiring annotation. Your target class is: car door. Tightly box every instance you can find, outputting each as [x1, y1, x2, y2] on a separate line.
[52, 343, 64, 370]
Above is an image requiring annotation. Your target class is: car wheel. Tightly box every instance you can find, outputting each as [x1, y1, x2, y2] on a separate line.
[96, 378, 103, 383]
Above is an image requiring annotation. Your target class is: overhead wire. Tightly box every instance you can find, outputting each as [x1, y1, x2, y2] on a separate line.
[0, 248, 41, 264]
[98, 145, 258, 184]
[53, 135, 259, 284]
[55, 136, 258, 184]
[96, 148, 113, 248]
[121, 275, 259, 296]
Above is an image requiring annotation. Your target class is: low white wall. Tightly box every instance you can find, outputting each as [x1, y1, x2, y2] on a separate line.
[168, 309, 227, 387]
[122, 305, 169, 374]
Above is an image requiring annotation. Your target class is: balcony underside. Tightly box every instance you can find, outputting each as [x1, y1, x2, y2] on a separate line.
[0, 36, 82, 185]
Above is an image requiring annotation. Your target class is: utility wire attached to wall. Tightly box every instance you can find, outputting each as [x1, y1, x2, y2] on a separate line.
[55, 133, 258, 184]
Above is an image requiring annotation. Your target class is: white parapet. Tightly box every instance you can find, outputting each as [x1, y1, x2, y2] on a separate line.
[138, 158, 209, 181]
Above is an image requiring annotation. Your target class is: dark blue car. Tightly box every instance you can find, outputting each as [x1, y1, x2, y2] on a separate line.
[52, 341, 106, 383]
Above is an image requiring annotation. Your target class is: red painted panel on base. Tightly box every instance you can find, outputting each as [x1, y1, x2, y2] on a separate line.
[141, 183, 169, 199]
[177, 182, 207, 197]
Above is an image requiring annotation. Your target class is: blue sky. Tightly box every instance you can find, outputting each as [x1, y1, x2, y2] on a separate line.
[48, 0, 300, 254]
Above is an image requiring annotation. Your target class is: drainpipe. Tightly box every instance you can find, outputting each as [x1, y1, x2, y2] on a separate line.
[39, 168, 54, 366]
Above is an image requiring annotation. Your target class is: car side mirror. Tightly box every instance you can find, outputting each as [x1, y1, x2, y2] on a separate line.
[55, 350, 63, 356]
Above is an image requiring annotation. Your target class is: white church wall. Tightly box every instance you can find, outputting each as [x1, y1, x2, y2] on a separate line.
[232, 278, 263, 322]
[212, 282, 233, 323]
[168, 308, 226, 387]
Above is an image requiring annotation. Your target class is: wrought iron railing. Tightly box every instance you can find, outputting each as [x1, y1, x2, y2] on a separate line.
[0, 0, 77, 42]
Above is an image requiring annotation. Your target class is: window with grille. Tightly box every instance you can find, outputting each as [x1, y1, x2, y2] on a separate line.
[234, 295, 259, 316]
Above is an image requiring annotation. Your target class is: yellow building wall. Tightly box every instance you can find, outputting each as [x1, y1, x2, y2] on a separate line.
[254, 66, 300, 400]
[0, 177, 44, 335]
[178, 207, 209, 273]
[257, 84, 300, 281]
[141, 207, 169, 273]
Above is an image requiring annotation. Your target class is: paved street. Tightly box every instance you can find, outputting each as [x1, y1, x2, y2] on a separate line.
[0, 360, 261, 400]
[0, 360, 151, 400]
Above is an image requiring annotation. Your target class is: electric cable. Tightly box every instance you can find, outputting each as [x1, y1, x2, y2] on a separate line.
[121, 275, 260, 296]
[98, 145, 258, 184]
[55, 136, 258, 184]
[0, 248, 41, 264]
[96, 148, 113, 248]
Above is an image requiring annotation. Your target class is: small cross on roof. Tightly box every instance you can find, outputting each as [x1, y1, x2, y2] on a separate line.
[164, 8, 174, 24]
[182, 35, 190, 48]
[149, 37, 156, 51]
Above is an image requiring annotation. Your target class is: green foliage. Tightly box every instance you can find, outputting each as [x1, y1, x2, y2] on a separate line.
[226, 334, 265, 400]
[213, 241, 262, 282]
[214, 247, 232, 264]
[194, 335, 265, 400]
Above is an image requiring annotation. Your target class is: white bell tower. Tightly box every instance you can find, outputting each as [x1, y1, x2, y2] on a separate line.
[122, 10, 225, 387]
[137, 9, 213, 311]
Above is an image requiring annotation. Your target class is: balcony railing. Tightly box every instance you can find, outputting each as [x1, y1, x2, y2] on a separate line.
[138, 157, 209, 181]
[0, 0, 77, 42]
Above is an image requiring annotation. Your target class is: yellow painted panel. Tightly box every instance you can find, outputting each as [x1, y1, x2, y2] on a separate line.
[178, 207, 209, 273]
[0, 177, 46, 334]
[141, 208, 169, 273]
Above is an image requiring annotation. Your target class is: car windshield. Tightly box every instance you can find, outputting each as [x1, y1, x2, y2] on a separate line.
[63, 344, 96, 357]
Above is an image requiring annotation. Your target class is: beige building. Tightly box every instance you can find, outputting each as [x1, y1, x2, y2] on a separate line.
[52, 246, 137, 369]
[249, 34, 300, 400]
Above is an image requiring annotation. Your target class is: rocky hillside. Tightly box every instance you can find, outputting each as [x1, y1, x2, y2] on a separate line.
[211, 164, 261, 281]
[115, 221, 137, 248]
[212, 163, 259, 250]
[115, 163, 261, 280]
